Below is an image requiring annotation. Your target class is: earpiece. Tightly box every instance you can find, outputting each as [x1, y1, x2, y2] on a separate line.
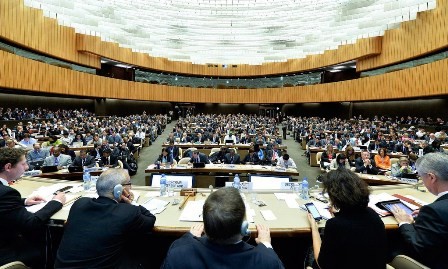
[113, 184, 123, 200]
[240, 220, 250, 237]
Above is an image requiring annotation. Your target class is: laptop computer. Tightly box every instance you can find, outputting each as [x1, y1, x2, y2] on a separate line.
[41, 165, 58, 173]
[28, 160, 44, 170]
[72, 142, 84, 147]
[225, 139, 234, 145]
[68, 166, 83, 173]
[193, 162, 205, 168]
[359, 145, 368, 150]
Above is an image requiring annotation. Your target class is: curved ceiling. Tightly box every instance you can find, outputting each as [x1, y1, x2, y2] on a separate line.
[24, 0, 436, 65]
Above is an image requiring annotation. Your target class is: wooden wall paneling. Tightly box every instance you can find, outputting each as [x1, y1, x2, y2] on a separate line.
[0, 0, 100, 68]
[1, 50, 448, 104]
[357, 1, 448, 71]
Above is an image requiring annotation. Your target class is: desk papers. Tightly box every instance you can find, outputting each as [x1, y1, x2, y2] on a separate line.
[179, 200, 205, 222]
[260, 210, 277, 221]
[141, 198, 169, 214]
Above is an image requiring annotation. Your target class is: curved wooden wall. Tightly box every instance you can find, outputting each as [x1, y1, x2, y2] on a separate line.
[77, 35, 381, 77]
[0, 0, 100, 68]
[2, 0, 446, 76]
[1, 50, 447, 104]
[357, 0, 448, 71]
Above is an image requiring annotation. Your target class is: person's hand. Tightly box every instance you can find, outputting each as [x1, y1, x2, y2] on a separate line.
[307, 213, 319, 230]
[190, 224, 204, 237]
[255, 224, 271, 245]
[25, 195, 47, 205]
[52, 192, 67, 204]
[121, 189, 134, 204]
[411, 209, 420, 218]
[391, 205, 414, 224]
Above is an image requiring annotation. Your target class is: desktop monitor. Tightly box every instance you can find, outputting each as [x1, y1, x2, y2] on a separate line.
[150, 174, 195, 188]
[249, 175, 291, 190]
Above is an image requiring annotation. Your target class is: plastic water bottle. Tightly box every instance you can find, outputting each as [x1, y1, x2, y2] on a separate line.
[233, 174, 241, 190]
[301, 177, 309, 200]
[83, 167, 91, 191]
[160, 174, 167, 196]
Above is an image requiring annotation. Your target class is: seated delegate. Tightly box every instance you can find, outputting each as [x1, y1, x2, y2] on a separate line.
[161, 187, 285, 269]
[307, 168, 387, 269]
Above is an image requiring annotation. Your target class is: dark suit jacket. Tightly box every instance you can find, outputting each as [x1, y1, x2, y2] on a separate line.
[55, 197, 156, 269]
[223, 153, 241, 164]
[355, 157, 379, 174]
[71, 155, 96, 168]
[318, 208, 387, 269]
[99, 155, 118, 167]
[189, 153, 209, 164]
[398, 193, 448, 269]
[166, 146, 180, 161]
[161, 233, 284, 269]
[242, 153, 260, 164]
[0, 184, 62, 266]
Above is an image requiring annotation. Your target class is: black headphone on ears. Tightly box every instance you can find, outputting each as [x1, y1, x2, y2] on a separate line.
[240, 220, 250, 236]
[113, 184, 123, 200]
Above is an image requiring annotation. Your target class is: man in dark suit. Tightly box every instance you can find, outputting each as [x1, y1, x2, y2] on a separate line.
[0, 148, 66, 267]
[99, 148, 118, 168]
[70, 149, 96, 168]
[223, 148, 241, 164]
[55, 169, 156, 268]
[242, 148, 260, 165]
[161, 187, 284, 269]
[355, 150, 379, 174]
[166, 140, 180, 161]
[189, 150, 210, 164]
[391, 153, 448, 268]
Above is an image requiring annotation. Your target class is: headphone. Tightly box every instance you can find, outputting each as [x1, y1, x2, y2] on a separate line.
[240, 220, 250, 237]
[113, 184, 123, 200]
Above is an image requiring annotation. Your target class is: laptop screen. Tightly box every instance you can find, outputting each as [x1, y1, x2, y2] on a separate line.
[41, 165, 58, 173]
[150, 174, 195, 188]
[249, 175, 291, 190]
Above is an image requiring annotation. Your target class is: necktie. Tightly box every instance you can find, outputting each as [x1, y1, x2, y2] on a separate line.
[54, 157, 59, 165]
[197, 157, 200, 163]
[82, 159, 84, 166]
[231, 156, 234, 164]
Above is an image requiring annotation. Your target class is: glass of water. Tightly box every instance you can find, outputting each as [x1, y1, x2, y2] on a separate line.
[293, 182, 301, 198]
[167, 181, 175, 197]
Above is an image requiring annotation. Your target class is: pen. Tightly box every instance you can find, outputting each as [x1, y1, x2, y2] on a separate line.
[179, 193, 191, 210]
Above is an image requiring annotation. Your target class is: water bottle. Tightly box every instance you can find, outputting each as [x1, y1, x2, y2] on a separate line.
[160, 174, 167, 196]
[83, 167, 91, 191]
[301, 177, 309, 200]
[233, 174, 241, 190]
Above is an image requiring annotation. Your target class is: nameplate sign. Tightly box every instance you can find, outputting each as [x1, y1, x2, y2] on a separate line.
[168, 180, 190, 188]
[281, 182, 296, 190]
[399, 178, 418, 184]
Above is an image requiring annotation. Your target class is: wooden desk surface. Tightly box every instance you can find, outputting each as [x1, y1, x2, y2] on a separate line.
[162, 143, 287, 150]
[12, 177, 436, 237]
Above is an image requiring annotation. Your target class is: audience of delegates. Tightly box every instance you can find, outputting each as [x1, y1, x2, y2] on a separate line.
[355, 150, 380, 175]
[55, 169, 156, 268]
[99, 148, 118, 168]
[161, 187, 285, 269]
[390, 153, 448, 268]
[306, 168, 387, 269]
[0, 148, 66, 268]
[390, 157, 413, 177]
